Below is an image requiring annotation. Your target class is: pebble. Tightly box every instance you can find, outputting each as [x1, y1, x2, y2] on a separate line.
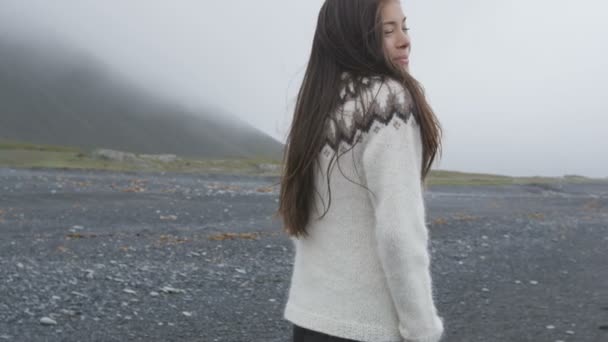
[546, 325, 555, 329]
[160, 286, 185, 294]
[481, 287, 490, 292]
[565, 330, 575, 335]
[60, 309, 77, 316]
[150, 291, 160, 297]
[40, 317, 57, 325]
[85, 269, 95, 279]
[123, 288, 137, 295]
[529, 280, 539, 285]
[182, 311, 193, 317]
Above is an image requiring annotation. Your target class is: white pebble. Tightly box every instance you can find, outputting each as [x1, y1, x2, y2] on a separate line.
[149, 291, 160, 297]
[529, 280, 539, 285]
[123, 288, 137, 295]
[40, 317, 57, 325]
[546, 325, 555, 329]
[565, 330, 574, 335]
[514, 280, 522, 284]
[160, 286, 185, 294]
[182, 311, 193, 317]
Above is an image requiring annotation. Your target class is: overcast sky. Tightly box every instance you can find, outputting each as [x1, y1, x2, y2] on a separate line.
[1, 0, 606, 178]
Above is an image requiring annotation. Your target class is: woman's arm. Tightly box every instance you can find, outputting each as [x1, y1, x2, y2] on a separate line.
[360, 79, 444, 342]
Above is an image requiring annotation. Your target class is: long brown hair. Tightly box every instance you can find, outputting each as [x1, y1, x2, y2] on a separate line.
[275, 0, 442, 238]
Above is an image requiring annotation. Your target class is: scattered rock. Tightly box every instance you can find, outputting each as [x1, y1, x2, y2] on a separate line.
[91, 149, 138, 162]
[60, 309, 77, 316]
[182, 311, 193, 317]
[160, 286, 185, 294]
[123, 288, 137, 295]
[71, 291, 88, 298]
[140, 154, 179, 163]
[84, 269, 95, 279]
[255, 163, 281, 173]
[40, 317, 57, 325]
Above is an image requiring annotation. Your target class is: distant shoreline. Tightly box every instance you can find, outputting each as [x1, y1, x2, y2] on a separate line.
[1, 141, 606, 186]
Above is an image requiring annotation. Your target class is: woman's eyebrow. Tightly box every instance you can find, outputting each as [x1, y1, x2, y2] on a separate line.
[382, 17, 407, 26]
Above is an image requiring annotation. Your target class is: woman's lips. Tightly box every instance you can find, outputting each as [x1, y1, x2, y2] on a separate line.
[395, 56, 409, 65]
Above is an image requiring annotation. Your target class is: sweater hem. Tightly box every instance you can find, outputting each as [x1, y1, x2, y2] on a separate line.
[284, 302, 402, 342]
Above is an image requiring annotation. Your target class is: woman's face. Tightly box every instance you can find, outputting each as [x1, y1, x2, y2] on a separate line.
[380, 0, 411, 71]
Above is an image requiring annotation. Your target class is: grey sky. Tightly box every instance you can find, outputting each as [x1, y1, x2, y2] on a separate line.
[1, 0, 606, 177]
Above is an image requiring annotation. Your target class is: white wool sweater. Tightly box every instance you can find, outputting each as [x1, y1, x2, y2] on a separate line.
[283, 73, 444, 342]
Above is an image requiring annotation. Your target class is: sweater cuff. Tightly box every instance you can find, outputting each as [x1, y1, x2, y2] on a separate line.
[401, 315, 444, 342]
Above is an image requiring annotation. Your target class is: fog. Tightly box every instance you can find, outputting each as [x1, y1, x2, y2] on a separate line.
[1, 0, 606, 177]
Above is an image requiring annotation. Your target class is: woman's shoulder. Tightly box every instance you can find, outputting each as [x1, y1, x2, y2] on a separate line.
[338, 72, 412, 112]
[324, 72, 415, 152]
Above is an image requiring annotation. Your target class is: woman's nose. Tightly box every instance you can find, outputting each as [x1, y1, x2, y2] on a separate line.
[397, 30, 411, 49]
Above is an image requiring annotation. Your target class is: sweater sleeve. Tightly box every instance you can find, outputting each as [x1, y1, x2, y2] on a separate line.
[360, 81, 444, 342]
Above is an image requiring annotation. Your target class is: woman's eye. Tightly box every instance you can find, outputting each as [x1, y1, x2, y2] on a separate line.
[384, 27, 409, 35]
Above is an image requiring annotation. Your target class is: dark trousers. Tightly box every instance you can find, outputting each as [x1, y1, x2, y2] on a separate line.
[292, 324, 361, 342]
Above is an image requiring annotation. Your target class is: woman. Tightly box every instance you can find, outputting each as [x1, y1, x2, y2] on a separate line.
[276, 0, 445, 341]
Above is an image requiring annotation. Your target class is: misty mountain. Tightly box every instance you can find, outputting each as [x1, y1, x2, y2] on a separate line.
[0, 35, 284, 160]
